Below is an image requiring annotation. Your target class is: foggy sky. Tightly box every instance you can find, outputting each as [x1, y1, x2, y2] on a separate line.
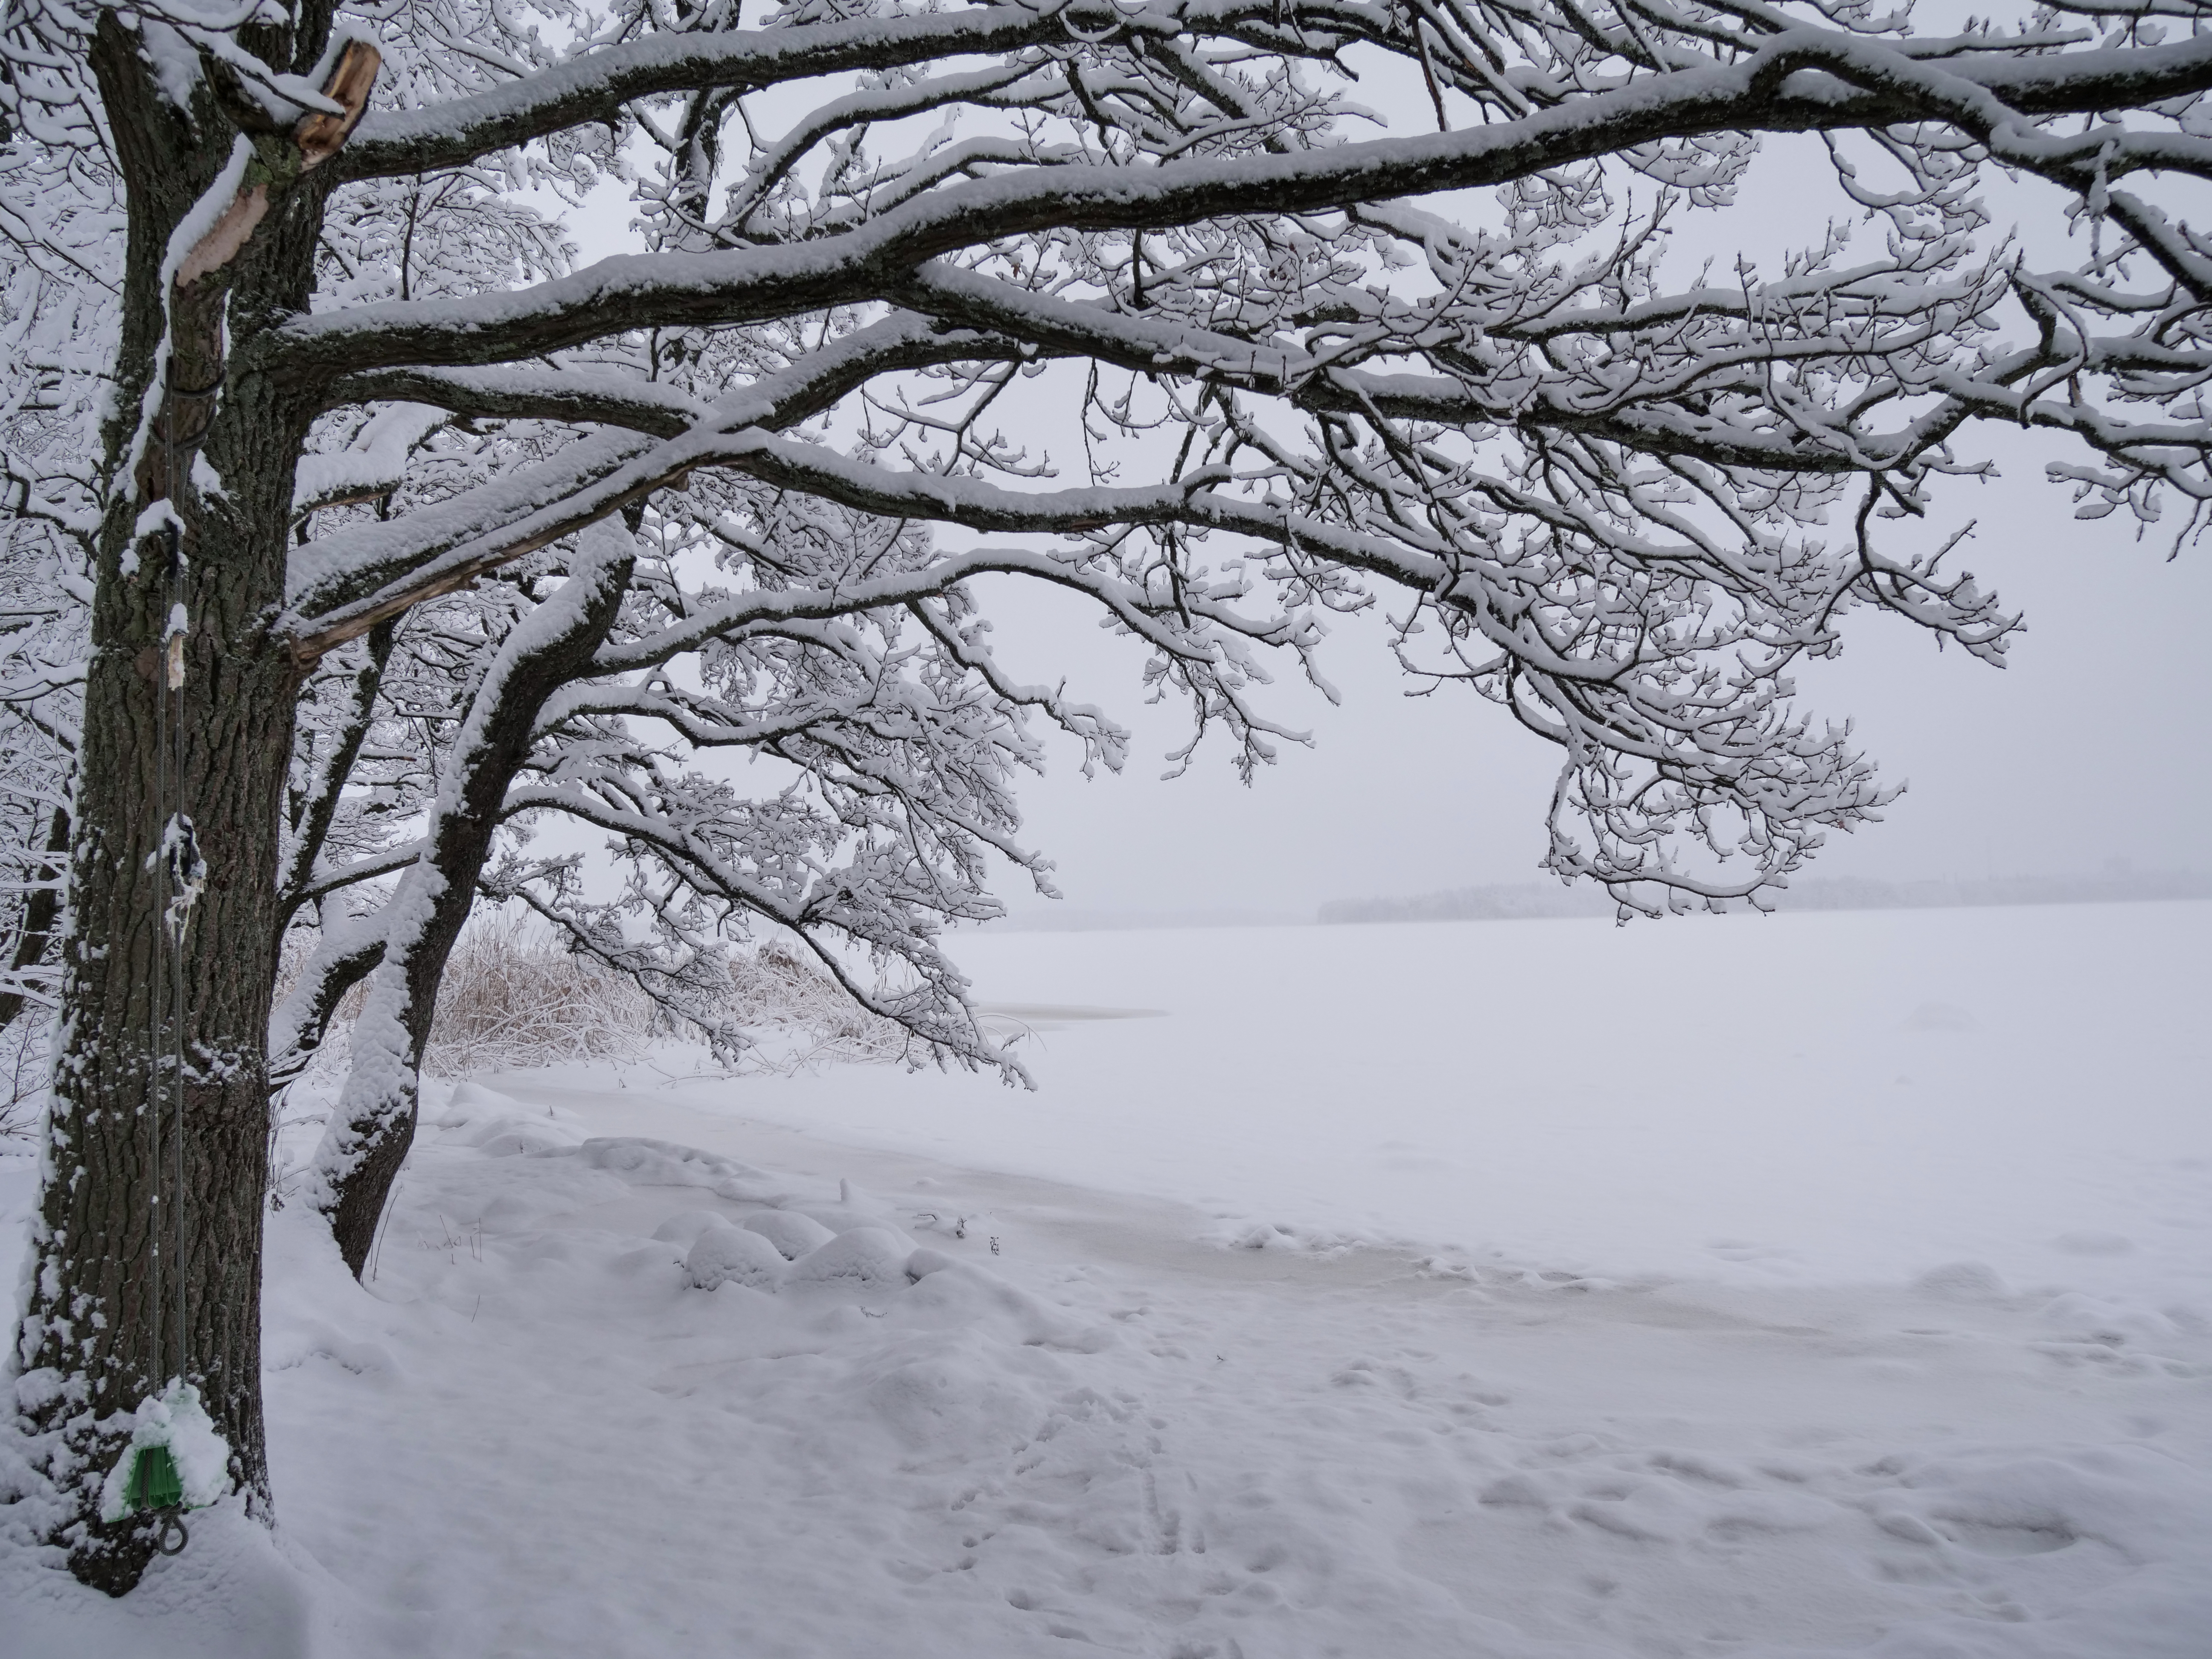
[973, 459, 2212, 919]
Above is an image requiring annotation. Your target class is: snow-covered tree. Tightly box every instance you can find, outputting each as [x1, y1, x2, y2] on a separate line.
[7, 0, 2212, 1593]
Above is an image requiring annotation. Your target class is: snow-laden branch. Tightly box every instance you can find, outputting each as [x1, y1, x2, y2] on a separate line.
[270, 27, 2212, 380]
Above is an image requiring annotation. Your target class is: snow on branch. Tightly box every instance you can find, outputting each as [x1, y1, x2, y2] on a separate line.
[27, 0, 2212, 989]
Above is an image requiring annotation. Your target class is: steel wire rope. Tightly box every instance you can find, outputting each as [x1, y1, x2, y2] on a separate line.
[137, 375, 200, 1557]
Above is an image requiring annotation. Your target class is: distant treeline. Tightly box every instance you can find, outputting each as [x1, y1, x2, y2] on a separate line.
[1318, 869, 2212, 926]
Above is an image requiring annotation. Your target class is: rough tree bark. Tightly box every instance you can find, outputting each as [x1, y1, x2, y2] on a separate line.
[9, 13, 371, 1592]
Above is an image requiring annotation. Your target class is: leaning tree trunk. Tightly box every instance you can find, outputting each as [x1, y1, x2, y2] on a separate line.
[5, 14, 366, 1593]
[317, 532, 634, 1276]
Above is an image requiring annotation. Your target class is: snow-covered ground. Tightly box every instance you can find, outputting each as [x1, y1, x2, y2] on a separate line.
[4, 902, 2208, 1656]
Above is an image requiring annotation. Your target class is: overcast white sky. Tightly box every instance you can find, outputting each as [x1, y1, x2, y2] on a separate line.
[976, 457, 2212, 918]
[547, 55, 2212, 923]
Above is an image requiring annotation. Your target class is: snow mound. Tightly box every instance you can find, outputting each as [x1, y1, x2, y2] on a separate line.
[784, 1226, 912, 1290]
[648, 1208, 729, 1249]
[1913, 1260, 2011, 1301]
[565, 1136, 781, 1202]
[684, 1222, 788, 1291]
[742, 1208, 836, 1260]
[430, 1082, 587, 1156]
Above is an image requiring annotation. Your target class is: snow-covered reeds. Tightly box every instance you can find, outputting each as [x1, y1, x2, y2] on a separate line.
[722, 943, 914, 1075]
[419, 914, 660, 1077]
[286, 916, 909, 1080]
[268, 916, 919, 1106]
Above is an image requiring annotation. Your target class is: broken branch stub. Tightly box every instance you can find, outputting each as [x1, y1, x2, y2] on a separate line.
[296, 42, 383, 171]
[176, 41, 383, 291]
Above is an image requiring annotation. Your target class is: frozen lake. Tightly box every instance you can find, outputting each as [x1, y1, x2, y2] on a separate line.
[664, 901, 2212, 1305]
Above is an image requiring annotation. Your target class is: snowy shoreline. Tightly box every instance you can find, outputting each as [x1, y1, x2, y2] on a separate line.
[3, 902, 2206, 1656]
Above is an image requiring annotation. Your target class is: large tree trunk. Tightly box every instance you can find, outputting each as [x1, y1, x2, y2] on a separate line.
[13, 517, 301, 1590]
[5, 13, 344, 1593]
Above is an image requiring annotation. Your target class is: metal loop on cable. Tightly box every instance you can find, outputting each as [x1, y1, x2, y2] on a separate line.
[148, 361, 198, 1415]
[154, 1510, 189, 1556]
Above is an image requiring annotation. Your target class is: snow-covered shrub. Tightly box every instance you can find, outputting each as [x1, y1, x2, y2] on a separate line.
[743, 1210, 838, 1261]
[684, 1222, 788, 1291]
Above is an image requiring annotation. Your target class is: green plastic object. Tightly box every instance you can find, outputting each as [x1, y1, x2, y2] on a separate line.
[126, 1443, 184, 1513]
